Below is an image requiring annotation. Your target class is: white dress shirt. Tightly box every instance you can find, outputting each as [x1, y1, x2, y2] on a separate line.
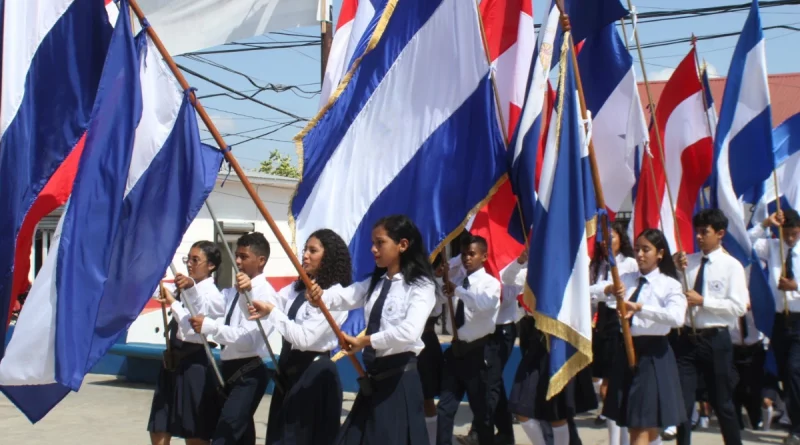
[590, 255, 639, 309]
[322, 273, 436, 357]
[442, 267, 501, 342]
[678, 247, 749, 329]
[266, 284, 349, 353]
[170, 277, 226, 345]
[729, 310, 763, 346]
[448, 255, 467, 287]
[497, 261, 528, 324]
[591, 269, 686, 336]
[429, 277, 446, 318]
[749, 224, 800, 313]
[200, 273, 278, 361]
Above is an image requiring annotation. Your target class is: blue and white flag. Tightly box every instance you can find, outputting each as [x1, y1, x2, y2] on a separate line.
[577, 22, 648, 213]
[526, 38, 594, 399]
[711, 0, 774, 336]
[711, 0, 774, 265]
[752, 112, 800, 221]
[0, 2, 222, 422]
[291, 0, 506, 336]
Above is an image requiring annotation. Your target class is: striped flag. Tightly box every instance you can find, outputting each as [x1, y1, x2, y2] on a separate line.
[633, 49, 714, 253]
[0, 1, 222, 422]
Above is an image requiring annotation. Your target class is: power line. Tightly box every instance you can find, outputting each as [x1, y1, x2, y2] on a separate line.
[177, 63, 309, 121]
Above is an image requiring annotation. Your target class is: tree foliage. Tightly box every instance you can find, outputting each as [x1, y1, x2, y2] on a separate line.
[258, 149, 300, 179]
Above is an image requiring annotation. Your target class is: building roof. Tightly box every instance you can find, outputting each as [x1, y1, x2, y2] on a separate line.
[637, 72, 800, 128]
[216, 169, 298, 189]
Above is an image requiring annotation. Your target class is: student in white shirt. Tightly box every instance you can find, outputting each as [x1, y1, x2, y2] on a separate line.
[149, 241, 225, 445]
[750, 208, 800, 444]
[590, 221, 638, 444]
[306, 215, 437, 445]
[188, 233, 275, 445]
[247, 229, 351, 445]
[436, 234, 501, 445]
[672, 209, 748, 445]
[594, 228, 687, 445]
[729, 309, 772, 431]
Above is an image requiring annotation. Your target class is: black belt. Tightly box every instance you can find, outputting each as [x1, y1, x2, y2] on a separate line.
[282, 350, 327, 378]
[224, 356, 264, 386]
[776, 312, 800, 323]
[684, 326, 725, 337]
[358, 353, 417, 397]
[424, 317, 438, 332]
[451, 334, 489, 358]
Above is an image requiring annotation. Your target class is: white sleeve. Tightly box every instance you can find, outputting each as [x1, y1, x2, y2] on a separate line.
[454, 277, 501, 313]
[637, 279, 687, 328]
[321, 279, 371, 311]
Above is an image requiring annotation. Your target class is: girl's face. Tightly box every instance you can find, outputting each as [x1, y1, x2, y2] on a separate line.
[371, 226, 407, 270]
[302, 236, 325, 277]
[186, 246, 215, 281]
[634, 235, 663, 275]
[611, 229, 621, 256]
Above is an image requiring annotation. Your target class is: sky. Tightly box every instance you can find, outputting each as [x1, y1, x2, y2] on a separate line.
[178, 0, 800, 171]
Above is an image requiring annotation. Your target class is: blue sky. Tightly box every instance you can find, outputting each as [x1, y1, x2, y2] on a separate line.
[178, 0, 800, 171]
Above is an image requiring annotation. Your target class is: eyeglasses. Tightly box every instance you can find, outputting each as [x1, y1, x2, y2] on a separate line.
[182, 256, 207, 266]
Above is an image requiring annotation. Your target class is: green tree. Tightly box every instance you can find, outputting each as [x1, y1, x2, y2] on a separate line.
[258, 149, 300, 179]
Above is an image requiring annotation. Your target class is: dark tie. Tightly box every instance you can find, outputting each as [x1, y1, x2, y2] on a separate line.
[279, 292, 307, 363]
[629, 277, 647, 324]
[362, 279, 393, 369]
[787, 248, 795, 280]
[224, 293, 240, 326]
[739, 316, 749, 341]
[455, 277, 469, 329]
[694, 257, 709, 294]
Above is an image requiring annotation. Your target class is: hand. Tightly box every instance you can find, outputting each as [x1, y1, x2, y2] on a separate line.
[342, 333, 371, 355]
[156, 286, 176, 306]
[174, 273, 194, 290]
[236, 272, 252, 292]
[189, 315, 204, 334]
[685, 289, 704, 307]
[605, 284, 625, 300]
[518, 246, 529, 264]
[779, 277, 799, 292]
[764, 211, 785, 228]
[248, 300, 275, 319]
[619, 301, 642, 319]
[674, 251, 688, 271]
[442, 281, 456, 297]
[306, 282, 323, 307]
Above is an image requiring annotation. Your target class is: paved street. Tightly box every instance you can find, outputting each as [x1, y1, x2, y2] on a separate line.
[0, 374, 783, 444]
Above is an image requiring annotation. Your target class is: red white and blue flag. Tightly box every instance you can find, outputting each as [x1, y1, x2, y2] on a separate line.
[0, 0, 222, 422]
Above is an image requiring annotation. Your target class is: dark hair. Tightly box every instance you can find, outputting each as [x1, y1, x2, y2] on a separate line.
[294, 229, 353, 291]
[458, 230, 473, 248]
[467, 235, 489, 254]
[432, 253, 444, 269]
[612, 221, 634, 258]
[784, 208, 800, 229]
[692, 209, 728, 232]
[636, 229, 678, 280]
[191, 240, 222, 275]
[368, 215, 436, 293]
[590, 221, 633, 282]
[237, 232, 271, 261]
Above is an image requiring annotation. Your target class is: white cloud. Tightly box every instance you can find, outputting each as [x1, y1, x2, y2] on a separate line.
[649, 68, 675, 82]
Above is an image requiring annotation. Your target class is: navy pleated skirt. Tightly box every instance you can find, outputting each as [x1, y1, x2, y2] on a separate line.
[603, 335, 686, 428]
[266, 353, 342, 445]
[147, 346, 221, 440]
[336, 352, 427, 445]
[509, 324, 597, 421]
[592, 303, 621, 379]
[418, 328, 443, 400]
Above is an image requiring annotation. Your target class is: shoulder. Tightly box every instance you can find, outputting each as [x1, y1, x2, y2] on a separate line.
[659, 275, 683, 293]
[720, 252, 746, 272]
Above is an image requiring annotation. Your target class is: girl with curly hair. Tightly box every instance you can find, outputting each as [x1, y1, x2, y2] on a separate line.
[306, 214, 437, 445]
[248, 228, 352, 445]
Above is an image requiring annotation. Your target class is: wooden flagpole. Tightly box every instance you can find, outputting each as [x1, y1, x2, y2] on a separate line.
[553, 1, 636, 369]
[622, 0, 695, 332]
[127, 0, 366, 379]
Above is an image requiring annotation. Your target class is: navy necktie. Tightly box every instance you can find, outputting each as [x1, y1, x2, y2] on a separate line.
[629, 277, 647, 324]
[279, 292, 307, 362]
[362, 279, 393, 368]
[455, 277, 469, 329]
[694, 257, 709, 294]
[224, 293, 240, 326]
[787, 248, 795, 280]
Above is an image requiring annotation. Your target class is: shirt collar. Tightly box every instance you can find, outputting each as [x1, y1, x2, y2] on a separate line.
[703, 246, 724, 263]
[382, 272, 405, 282]
[195, 276, 218, 293]
[641, 268, 661, 281]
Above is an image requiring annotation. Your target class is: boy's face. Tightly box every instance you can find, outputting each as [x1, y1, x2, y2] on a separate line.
[235, 245, 266, 278]
[785, 226, 800, 248]
[461, 242, 488, 274]
[694, 225, 724, 254]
